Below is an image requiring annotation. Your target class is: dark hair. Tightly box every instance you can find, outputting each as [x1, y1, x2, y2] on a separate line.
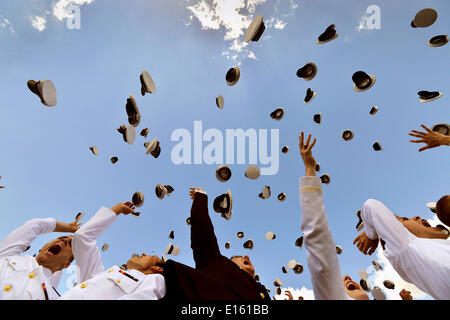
[436, 195, 450, 227]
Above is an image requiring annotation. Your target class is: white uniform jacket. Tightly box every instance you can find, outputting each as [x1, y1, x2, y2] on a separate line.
[0, 218, 61, 300]
[362, 199, 450, 300]
[60, 265, 165, 300]
[299, 176, 349, 300]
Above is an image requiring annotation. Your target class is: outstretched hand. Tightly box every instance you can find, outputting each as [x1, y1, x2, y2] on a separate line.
[189, 187, 205, 200]
[353, 231, 378, 255]
[111, 201, 135, 216]
[409, 124, 450, 152]
[284, 290, 293, 300]
[299, 132, 317, 176]
[54, 215, 82, 233]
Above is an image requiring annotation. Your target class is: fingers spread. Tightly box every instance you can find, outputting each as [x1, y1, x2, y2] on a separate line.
[421, 124, 432, 133]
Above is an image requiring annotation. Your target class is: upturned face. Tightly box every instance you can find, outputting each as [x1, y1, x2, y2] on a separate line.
[343, 275, 369, 300]
[126, 254, 164, 274]
[231, 255, 255, 278]
[35, 236, 74, 272]
[397, 216, 448, 239]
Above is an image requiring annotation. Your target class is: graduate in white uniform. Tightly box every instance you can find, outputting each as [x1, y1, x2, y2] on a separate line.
[60, 202, 166, 300]
[353, 198, 450, 300]
[0, 215, 81, 300]
[298, 132, 369, 300]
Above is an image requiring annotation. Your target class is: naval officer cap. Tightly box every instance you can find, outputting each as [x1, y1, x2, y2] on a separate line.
[165, 242, 180, 256]
[360, 279, 369, 291]
[273, 278, 283, 287]
[259, 186, 271, 199]
[155, 184, 174, 200]
[27, 79, 57, 107]
[411, 8, 438, 28]
[276, 287, 282, 295]
[352, 71, 376, 92]
[278, 192, 286, 202]
[145, 138, 161, 158]
[317, 24, 338, 44]
[287, 259, 297, 270]
[213, 190, 233, 220]
[225, 242, 231, 249]
[313, 113, 321, 125]
[342, 130, 354, 141]
[369, 106, 379, 116]
[428, 35, 448, 47]
[418, 90, 443, 103]
[186, 217, 191, 225]
[125, 125, 136, 145]
[426, 202, 436, 213]
[372, 141, 383, 151]
[431, 123, 449, 136]
[169, 230, 174, 239]
[358, 270, 368, 280]
[293, 263, 304, 274]
[315, 162, 320, 172]
[226, 67, 240, 86]
[76, 212, 84, 221]
[132, 191, 144, 207]
[282, 146, 290, 154]
[245, 14, 265, 42]
[216, 95, 224, 109]
[281, 266, 287, 274]
[371, 286, 386, 300]
[243, 239, 254, 249]
[335, 245, 343, 255]
[295, 236, 304, 249]
[140, 128, 149, 138]
[297, 62, 317, 81]
[89, 146, 99, 156]
[372, 260, 383, 271]
[245, 165, 261, 180]
[140, 70, 156, 96]
[383, 280, 395, 290]
[237, 231, 244, 239]
[320, 174, 330, 184]
[265, 231, 276, 241]
[304, 88, 316, 104]
[270, 108, 285, 121]
[101, 243, 109, 252]
[110, 156, 118, 164]
[216, 165, 232, 182]
[356, 209, 364, 232]
[126, 94, 141, 127]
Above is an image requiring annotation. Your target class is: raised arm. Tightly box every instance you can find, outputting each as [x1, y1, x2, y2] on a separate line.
[189, 188, 221, 269]
[298, 132, 347, 300]
[355, 199, 415, 257]
[72, 202, 135, 283]
[0, 217, 79, 258]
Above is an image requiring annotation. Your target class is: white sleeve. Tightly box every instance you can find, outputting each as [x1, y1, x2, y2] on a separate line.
[361, 199, 415, 256]
[119, 274, 166, 300]
[72, 207, 118, 283]
[299, 176, 347, 300]
[0, 218, 56, 258]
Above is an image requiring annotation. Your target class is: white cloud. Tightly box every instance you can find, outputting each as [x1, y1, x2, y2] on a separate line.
[52, 0, 94, 21]
[186, 0, 298, 62]
[30, 16, 47, 32]
[274, 286, 315, 300]
[0, 17, 15, 34]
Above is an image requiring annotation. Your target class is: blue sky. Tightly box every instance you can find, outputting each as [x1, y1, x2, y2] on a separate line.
[0, 0, 448, 299]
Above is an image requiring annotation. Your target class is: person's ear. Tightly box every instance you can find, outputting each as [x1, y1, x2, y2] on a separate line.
[150, 266, 163, 274]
